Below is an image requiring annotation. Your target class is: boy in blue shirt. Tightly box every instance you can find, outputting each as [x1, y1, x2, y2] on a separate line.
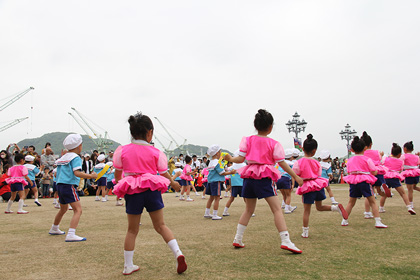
[48, 134, 97, 242]
[24, 155, 43, 206]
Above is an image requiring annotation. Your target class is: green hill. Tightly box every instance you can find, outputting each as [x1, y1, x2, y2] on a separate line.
[16, 132, 121, 155]
[169, 144, 231, 158]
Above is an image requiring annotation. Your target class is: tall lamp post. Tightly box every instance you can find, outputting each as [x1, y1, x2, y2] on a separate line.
[339, 124, 357, 158]
[285, 112, 307, 150]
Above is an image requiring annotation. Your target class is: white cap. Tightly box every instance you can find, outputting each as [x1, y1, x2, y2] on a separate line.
[284, 149, 293, 158]
[292, 148, 300, 157]
[84, 153, 90, 158]
[25, 155, 35, 162]
[63, 134, 83, 150]
[106, 161, 113, 167]
[175, 162, 182, 167]
[98, 154, 106, 162]
[319, 150, 331, 160]
[207, 144, 221, 157]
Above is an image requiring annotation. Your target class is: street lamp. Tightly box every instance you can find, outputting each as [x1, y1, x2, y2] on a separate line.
[285, 112, 307, 150]
[339, 124, 357, 158]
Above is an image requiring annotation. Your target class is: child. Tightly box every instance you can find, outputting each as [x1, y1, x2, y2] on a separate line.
[41, 167, 51, 198]
[382, 143, 416, 214]
[0, 164, 12, 202]
[24, 155, 43, 206]
[204, 145, 235, 220]
[52, 168, 60, 209]
[94, 154, 108, 202]
[224, 162, 233, 197]
[201, 167, 209, 199]
[172, 162, 183, 197]
[179, 155, 197, 202]
[223, 151, 247, 216]
[48, 134, 97, 241]
[276, 149, 297, 214]
[105, 162, 123, 206]
[361, 132, 391, 217]
[113, 113, 187, 275]
[5, 154, 33, 214]
[224, 109, 303, 253]
[319, 150, 339, 205]
[341, 136, 387, 228]
[294, 135, 348, 238]
[401, 141, 420, 208]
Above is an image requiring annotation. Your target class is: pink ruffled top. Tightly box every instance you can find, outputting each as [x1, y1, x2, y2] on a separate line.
[364, 149, 388, 175]
[343, 155, 377, 185]
[383, 156, 404, 181]
[201, 168, 209, 183]
[180, 164, 193, 181]
[293, 157, 328, 195]
[6, 165, 29, 186]
[237, 135, 284, 181]
[112, 140, 170, 197]
[401, 153, 420, 177]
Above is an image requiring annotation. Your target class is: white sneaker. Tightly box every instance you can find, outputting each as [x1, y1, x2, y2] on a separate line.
[375, 220, 388, 228]
[251, 213, 256, 217]
[122, 265, 140, 275]
[101, 198, 107, 202]
[379, 207, 386, 213]
[95, 197, 100, 201]
[408, 207, 416, 215]
[233, 238, 245, 248]
[65, 234, 87, 242]
[224, 193, 229, 198]
[54, 204, 61, 209]
[68, 205, 73, 210]
[17, 210, 29, 214]
[195, 192, 200, 196]
[179, 197, 185, 201]
[34, 201, 42, 206]
[341, 219, 349, 226]
[204, 214, 213, 219]
[281, 202, 285, 209]
[285, 206, 297, 214]
[175, 194, 179, 197]
[223, 212, 230, 216]
[23, 204, 28, 207]
[49, 228, 65, 235]
[186, 198, 194, 202]
[116, 202, 124, 206]
[280, 240, 302, 254]
[212, 215, 222, 220]
[301, 227, 309, 238]
[364, 212, 374, 219]
[201, 196, 206, 199]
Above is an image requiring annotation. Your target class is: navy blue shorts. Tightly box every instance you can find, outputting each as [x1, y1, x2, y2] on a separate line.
[242, 178, 277, 199]
[124, 190, 164, 215]
[225, 178, 231, 186]
[231, 186, 243, 197]
[96, 177, 107, 187]
[179, 179, 187, 186]
[106, 181, 115, 189]
[202, 182, 208, 188]
[302, 188, 326, 204]
[349, 182, 373, 198]
[207, 181, 222, 196]
[276, 177, 292, 190]
[57, 184, 80, 204]
[11, 183, 24, 192]
[52, 182, 57, 192]
[385, 178, 402, 188]
[405, 176, 419, 185]
[372, 174, 386, 187]
[25, 179, 35, 189]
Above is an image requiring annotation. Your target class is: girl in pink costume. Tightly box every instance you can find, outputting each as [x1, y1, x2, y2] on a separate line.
[382, 143, 416, 215]
[5, 153, 33, 214]
[224, 109, 303, 254]
[294, 134, 348, 238]
[201, 167, 209, 199]
[113, 113, 187, 276]
[361, 132, 391, 218]
[179, 155, 197, 202]
[342, 136, 387, 228]
[400, 141, 420, 208]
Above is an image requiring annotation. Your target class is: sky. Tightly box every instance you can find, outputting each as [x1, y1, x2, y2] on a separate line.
[1, 0, 419, 158]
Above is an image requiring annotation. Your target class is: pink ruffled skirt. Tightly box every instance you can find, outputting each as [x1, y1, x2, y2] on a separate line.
[5, 178, 28, 186]
[384, 171, 404, 181]
[296, 178, 329, 195]
[113, 174, 170, 197]
[401, 169, 420, 178]
[344, 174, 377, 185]
[376, 166, 388, 175]
[237, 164, 280, 182]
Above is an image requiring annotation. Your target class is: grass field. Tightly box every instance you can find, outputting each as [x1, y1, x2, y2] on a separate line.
[1, 184, 420, 280]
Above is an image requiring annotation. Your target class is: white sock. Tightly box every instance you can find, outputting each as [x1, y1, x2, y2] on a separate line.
[167, 239, 182, 258]
[331, 197, 336, 202]
[6, 200, 13, 211]
[18, 199, 24, 211]
[35, 198, 39, 202]
[67, 228, 76, 237]
[124, 250, 134, 267]
[53, 198, 57, 204]
[234, 224, 246, 240]
[279, 231, 291, 243]
[105, 195, 108, 199]
[285, 204, 291, 211]
[374, 217, 381, 223]
[187, 196, 190, 199]
[96, 196, 99, 199]
[213, 210, 218, 216]
[52, 224, 59, 230]
[205, 208, 210, 215]
[410, 202, 414, 207]
[224, 207, 229, 213]
[406, 205, 412, 209]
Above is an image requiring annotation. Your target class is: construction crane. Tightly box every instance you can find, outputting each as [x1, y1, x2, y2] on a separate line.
[0, 87, 34, 112]
[68, 107, 114, 153]
[153, 117, 187, 156]
[0, 117, 28, 133]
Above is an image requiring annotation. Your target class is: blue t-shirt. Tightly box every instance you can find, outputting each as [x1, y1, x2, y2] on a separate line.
[172, 168, 183, 181]
[56, 156, 82, 185]
[207, 160, 225, 183]
[230, 173, 244, 187]
[321, 167, 332, 179]
[107, 170, 115, 181]
[24, 164, 40, 181]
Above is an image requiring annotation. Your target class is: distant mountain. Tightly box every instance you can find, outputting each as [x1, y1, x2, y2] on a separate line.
[168, 144, 231, 158]
[16, 132, 121, 155]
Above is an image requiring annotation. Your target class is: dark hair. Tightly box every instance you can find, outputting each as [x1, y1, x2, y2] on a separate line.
[128, 112, 154, 140]
[45, 142, 51, 148]
[303, 134, 318, 153]
[391, 143, 402, 157]
[361, 131, 372, 147]
[192, 155, 197, 158]
[351, 136, 366, 153]
[179, 154, 183, 157]
[185, 155, 192, 164]
[254, 109, 274, 132]
[14, 153, 25, 164]
[2, 164, 10, 174]
[0, 150, 9, 159]
[29, 145, 35, 150]
[404, 141, 414, 152]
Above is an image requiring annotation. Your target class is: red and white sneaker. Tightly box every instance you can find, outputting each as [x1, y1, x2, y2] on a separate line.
[122, 265, 139, 275]
[4, 210, 13, 214]
[176, 255, 187, 274]
[341, 219, 349, 226]
[375, 219, 388, 228]
[280, 241, 302, 254]
[408, 207, 416, 215]
[233, 239, 245, 248]
[17, 210, 29, 214]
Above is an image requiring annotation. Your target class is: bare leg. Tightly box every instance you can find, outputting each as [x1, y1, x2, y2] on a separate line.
[303, 203, 312, 227]
[345, 197, 358, 217]
[364, 198, 371, 212]
[213, 196, 220, 211]
[53, 203, 69, 225]
[124, 214, 141, 251]
[325, 185, 334, 198]
[149, 209, 175, 243]
[315, 200, 331, 211]
[68, 201, 82, 229]
[225, 196, 235, 208]
[238, 198, 257, 226]
[367, 196, 380, 218]
[395, 186, 410, 205]
[265, 196, 288, 232]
